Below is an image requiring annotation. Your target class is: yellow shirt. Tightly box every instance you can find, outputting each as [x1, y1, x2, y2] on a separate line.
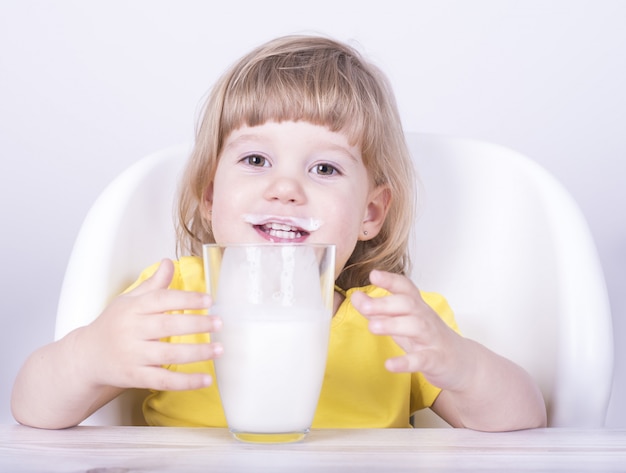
[132, 257, 459, 428]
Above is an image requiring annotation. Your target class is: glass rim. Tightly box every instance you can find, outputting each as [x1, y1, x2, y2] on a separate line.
[202, 242, 335, 249]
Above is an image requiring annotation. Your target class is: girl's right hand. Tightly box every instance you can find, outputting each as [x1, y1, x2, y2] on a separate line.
[74, 259, 222, 392]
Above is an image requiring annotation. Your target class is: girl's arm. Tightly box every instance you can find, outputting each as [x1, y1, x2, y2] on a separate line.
[11, 260, 222, 429]
[352, 270, 547, 432]
[428, 338, 547, 431]
[11, 330, 125, 429]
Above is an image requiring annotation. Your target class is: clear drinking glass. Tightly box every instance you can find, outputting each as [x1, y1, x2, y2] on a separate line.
[203, 243, 336, 444]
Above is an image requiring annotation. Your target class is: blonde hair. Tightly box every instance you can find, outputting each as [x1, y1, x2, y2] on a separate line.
[177, 35, 416, 289]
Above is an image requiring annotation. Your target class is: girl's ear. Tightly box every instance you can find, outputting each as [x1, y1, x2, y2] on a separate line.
[360, 185, 391, 241]
[201, 183, 214, 222]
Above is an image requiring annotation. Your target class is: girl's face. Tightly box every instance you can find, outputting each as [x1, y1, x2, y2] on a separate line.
[205, 120, 389, 278]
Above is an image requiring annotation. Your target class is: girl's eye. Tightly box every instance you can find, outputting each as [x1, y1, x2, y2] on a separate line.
[312, 163, 339, 176]
[243, 155, 268, 167]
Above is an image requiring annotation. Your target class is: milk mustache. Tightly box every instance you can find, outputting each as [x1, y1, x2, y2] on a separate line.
[204, 244, 335, 442]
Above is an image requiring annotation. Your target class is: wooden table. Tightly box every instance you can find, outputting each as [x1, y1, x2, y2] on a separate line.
[1, 425, 625, 472]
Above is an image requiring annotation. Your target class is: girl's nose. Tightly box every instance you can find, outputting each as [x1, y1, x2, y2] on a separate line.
[263, 175, 306, 204]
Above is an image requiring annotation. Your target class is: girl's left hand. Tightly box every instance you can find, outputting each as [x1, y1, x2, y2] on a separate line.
[352, 269, 548, 431]
[350, 269, 473, 393]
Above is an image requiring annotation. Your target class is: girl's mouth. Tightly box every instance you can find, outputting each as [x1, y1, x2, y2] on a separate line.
[243, 214, 323, 242]
[258, 222, 307, 240]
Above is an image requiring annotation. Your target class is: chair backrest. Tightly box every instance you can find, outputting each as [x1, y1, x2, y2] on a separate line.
[55, 134, 613, 427]
[408, 134, 613, 428]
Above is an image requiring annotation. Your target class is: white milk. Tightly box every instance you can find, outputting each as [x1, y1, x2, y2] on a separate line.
[212, 307, 331, 433]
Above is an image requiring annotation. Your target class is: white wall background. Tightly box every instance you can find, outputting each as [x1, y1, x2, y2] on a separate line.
[1, 0, 624, 426]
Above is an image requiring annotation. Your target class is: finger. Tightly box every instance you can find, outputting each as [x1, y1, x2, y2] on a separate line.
[135, 367, 214, 391]
[385, 355, 413, 373]
[139, 340, 223, 367]
[131, 259, 175, 296]
[384, 351, 434, 374]
[353, 291, 416, 319]
[368, 312, 429, 339]
[131, 289, 212, 315]
[353, 271, 428, 319]
[369, 269, 420, 296]
[140, 314, 222, 340]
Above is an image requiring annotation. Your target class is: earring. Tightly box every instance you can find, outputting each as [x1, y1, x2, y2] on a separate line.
[363, 230, 369, 236]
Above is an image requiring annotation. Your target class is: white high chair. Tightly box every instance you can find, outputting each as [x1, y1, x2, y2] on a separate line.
[55, 134, 613, 427]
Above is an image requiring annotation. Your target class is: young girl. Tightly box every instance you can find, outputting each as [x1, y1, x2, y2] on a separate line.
[12, 35, 546, 431]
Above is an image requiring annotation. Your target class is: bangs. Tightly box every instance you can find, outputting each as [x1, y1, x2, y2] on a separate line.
[218, 40, 383, 151]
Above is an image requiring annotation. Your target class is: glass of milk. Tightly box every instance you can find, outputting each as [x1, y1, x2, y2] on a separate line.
[203, 243, 335, 444]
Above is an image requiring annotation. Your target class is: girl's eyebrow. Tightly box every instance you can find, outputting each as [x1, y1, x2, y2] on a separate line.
[319, 143, 360, 163]
[222, 133, 266, 152]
